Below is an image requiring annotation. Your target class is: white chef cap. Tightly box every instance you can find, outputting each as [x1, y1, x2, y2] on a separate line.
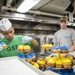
[0, 18, 12, 31]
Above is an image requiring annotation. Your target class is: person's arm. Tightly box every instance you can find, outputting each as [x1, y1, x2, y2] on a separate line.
[31, 38, 38, 47]
[69, 39, 75, 52]
[69, 29, 75, 51]
[22, 36, 38, 47]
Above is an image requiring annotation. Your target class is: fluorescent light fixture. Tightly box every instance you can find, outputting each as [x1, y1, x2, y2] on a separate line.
[17, 0, 40, 13]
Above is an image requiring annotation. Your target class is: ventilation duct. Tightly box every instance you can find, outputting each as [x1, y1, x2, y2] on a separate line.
[28, 10, 62, 18]
[1, 5, 63, 18]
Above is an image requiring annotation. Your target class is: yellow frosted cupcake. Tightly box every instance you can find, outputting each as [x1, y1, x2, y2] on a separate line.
[45, 55, 51, 62]
[23, 45, 31, 52]
[66, 56, 73, 62]
[37, 57, 46, 67]
[56, 59, 63, 68]
[33, 62, 39, 69]
[63, 59, 72, 68]
[41, 44, 46, 50]
[47, 58, 55, 68]
[17, 45, 24, 52]
[38, 61, 45, 67]
[46, 44, 53, 50]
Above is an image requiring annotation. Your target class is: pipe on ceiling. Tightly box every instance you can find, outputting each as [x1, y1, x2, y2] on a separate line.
[28, 10, 62, 18]
[1, 6, 63, 18]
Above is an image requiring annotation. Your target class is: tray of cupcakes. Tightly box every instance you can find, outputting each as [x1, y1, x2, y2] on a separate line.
[29, 54, 74, 70]
[41, 44, 68, 55]
[17, 44, 45, 70]
[17, 44, 74, 71]
[45, 54, 74, 70]
[41, 45, 74, 70]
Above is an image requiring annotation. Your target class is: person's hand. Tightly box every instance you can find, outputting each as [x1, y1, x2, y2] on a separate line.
[22, 36, 32, 44]
[0, 44, 3, 51]
[68, 49, 74, 52]
[68, 51, 75, 58]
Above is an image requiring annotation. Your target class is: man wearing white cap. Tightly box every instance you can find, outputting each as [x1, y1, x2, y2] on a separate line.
[0, 18, 38, 57]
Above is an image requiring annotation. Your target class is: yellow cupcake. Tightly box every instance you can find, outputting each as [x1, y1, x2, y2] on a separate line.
[38, 57, 45, 61]
[66, 56, 73, 62]
[23, 45, 31, 52]
[37, 57, 46, 67]
[52, 56, 57, 62]
[47, 58, 55, 67]
[17, 45, 24, 52]
[33, 62, 39, 68]
[63, 59, 72, 68]
[45, 56, 51, 62]
[61, 57, 66, 63]
[63, 59, 72, 63]
[48, 44, 53, 48]
[30, 61, 35, 65]
[56, 59, 63, 68]
[41, 44, 46, 49]
[46, 44, 53, 50]
[56, 54, 64, 59]
[38, 61, 45, 67]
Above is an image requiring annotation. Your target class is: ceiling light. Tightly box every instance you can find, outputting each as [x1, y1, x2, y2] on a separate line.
[17, 0, 40, 13]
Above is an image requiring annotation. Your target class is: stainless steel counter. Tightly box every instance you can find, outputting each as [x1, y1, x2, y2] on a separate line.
[0, 56, 46, 75]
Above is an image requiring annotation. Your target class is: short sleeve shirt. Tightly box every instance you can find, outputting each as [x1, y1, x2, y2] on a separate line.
[0, 35, 32, 57]
[52, 28, 75, 49]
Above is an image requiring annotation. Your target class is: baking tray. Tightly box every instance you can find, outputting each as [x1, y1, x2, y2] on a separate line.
[0, 56, 46, 75]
